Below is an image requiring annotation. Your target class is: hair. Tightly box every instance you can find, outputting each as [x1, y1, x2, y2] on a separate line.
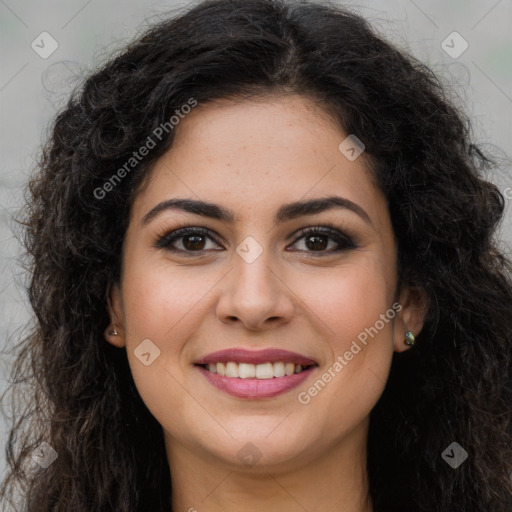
[2, 0, 512, 510]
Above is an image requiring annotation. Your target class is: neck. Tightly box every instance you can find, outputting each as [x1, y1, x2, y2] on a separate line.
[165, 418, 374, 512]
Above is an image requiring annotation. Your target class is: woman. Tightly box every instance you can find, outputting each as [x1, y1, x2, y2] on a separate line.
[2, 0, 511, 510]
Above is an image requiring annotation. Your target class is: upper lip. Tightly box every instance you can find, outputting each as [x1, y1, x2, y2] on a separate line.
[195, 348, 317, 366]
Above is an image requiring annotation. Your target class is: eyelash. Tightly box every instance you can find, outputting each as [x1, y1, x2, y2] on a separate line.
[155, 223, 358, 257]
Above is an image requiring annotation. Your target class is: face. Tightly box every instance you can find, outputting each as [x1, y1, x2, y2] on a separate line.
[106, 95, 426, 472]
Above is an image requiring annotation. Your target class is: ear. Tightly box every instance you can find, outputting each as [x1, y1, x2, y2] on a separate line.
[104, 282, 126, 348]
[393, 284, 429, 353]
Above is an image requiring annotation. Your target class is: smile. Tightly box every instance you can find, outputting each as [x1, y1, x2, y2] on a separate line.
[194, 348, 318, 399]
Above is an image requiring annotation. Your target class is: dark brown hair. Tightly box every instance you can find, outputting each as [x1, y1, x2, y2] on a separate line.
[2, 0, 512, 510]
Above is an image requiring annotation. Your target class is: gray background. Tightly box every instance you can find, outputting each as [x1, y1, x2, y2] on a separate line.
[1, 0, 511, 483]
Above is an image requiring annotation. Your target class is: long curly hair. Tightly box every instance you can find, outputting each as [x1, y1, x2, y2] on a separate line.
[2, 0, 512, 510]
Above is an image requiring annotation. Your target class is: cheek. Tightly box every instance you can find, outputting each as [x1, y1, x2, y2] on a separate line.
[121, 260, 215, 342]
[292, 256, 396, 416]
[299, 255, 396, 344]
[119, 261, 211, 417]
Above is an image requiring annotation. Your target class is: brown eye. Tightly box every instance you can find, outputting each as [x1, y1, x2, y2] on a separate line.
[155, 227, 222, 254]
[305, 234, 328, 251]
[288, 226, 357, 254]
[182, 234, 207, 251]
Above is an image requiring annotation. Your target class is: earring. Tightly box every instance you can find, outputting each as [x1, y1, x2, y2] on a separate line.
[405, 331, 415, 346]
[109, 329, 119, 336]
[403, 321, 415, 346]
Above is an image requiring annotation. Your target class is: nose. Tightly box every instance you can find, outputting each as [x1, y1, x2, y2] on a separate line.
[216, 249, 295, 331]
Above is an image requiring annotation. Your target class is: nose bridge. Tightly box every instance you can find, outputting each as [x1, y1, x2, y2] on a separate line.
[216, 234, 294, 328]
[232, 237, 278, 300]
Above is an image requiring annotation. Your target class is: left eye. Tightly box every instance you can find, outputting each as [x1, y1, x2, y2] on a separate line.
[288, 227, 356, 254]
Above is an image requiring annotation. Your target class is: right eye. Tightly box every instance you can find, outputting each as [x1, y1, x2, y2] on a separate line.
[155, 226, 224, 255]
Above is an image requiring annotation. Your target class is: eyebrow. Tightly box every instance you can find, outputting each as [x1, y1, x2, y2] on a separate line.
[142, 196, 372, 226]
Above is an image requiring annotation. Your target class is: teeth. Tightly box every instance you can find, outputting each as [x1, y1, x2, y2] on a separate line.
[225, 362, 239, 378]
[239, 363, 256, 379]
[273, 362, 285, 378]
[205, 361, 311, 378]
[255, 362, 274, 379]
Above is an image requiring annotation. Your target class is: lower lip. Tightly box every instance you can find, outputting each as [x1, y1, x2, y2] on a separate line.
[196, 365, 316, 399]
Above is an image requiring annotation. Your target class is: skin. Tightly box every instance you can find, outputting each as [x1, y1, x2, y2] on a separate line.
[105, 95, 428, 512]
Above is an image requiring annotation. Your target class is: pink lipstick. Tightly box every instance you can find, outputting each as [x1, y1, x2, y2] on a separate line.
[195, 348, 318, 399]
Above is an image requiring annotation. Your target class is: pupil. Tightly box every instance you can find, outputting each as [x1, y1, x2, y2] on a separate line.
[184, 235, 205, 250]
[307, 235, 327, 251]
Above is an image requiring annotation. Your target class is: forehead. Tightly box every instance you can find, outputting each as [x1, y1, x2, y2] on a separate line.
[132, 95, 385, 226]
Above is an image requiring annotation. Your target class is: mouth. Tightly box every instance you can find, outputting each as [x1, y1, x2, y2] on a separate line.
[194, 348, 318, 399]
